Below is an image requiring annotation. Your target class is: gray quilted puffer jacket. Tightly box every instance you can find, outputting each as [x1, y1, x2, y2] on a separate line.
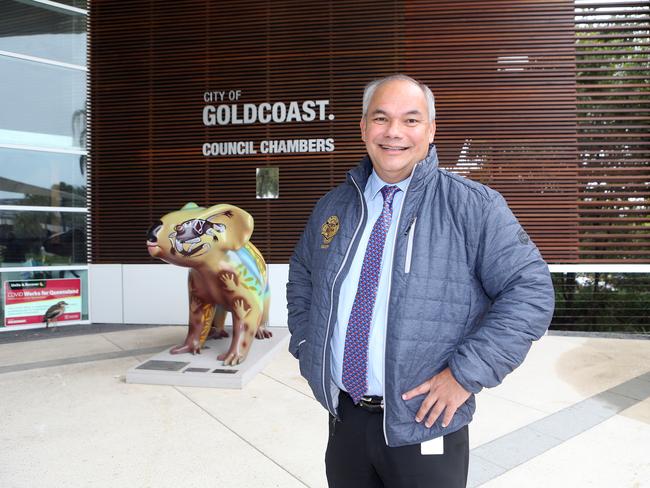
[287, 144, 555, 447]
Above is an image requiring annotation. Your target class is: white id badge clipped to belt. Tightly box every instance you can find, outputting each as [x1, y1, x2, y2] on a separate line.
[420, 436, 444, 455]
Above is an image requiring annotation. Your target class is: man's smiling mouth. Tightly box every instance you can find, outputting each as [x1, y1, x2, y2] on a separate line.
[379, 144, 409, 151]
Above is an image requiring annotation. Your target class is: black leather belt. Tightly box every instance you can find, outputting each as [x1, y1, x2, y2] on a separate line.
[344, 391, 384, 413]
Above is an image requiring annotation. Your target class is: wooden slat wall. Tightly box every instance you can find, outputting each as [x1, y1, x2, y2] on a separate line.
[89, 0, 649, 264]
[89, 0, 400, 263]
[575, 1, 650, 262]
[404, 1, 579, 262]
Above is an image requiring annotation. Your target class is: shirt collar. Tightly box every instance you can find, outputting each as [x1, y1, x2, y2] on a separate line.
[367, 169, 412, 201]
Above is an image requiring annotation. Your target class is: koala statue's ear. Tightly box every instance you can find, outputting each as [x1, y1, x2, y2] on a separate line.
[205, 204, 254, 251]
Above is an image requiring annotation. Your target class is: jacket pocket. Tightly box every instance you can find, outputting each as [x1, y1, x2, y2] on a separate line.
[298, 340, 310, 378]
[404, 217, 417, 274]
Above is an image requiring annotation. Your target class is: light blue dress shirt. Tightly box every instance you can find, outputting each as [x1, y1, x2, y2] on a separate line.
[330, 170, 411, 396]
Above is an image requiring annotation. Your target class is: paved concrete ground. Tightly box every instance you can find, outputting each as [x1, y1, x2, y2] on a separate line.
[0, 325, 648, 487]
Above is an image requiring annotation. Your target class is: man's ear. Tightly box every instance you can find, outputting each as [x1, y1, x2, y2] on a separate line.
[360, 117, 367, 143]
[429, 120, 436, 143]
[205, 204, 254, 251]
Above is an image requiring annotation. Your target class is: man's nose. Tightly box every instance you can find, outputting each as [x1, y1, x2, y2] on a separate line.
[385, 119, 402, 138]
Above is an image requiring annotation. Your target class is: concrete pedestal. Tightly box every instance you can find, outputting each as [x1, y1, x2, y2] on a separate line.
[126, 327, 289, 389]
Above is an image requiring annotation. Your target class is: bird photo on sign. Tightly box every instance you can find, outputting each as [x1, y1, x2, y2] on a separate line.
[44, 301, 68, 328]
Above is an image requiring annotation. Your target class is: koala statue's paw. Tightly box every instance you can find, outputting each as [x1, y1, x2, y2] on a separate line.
[208, 328, 229, 340]
[170, 343, 200, 355]
[255, 327, 273, 339]
[217, 351, 245, 366]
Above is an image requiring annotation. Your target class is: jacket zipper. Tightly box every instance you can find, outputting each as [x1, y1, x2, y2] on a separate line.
[382, 184, 409, 446]
[404, 217, 417, 274]
[322, 176, 366, 418]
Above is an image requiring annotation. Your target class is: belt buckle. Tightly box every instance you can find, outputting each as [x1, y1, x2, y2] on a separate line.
[359, 395, 383, 411]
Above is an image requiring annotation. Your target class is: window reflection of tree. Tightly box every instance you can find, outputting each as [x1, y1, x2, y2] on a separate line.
[256, 168, 279, 199]
[552, 272, 650, 334]
[0, 212, 85, 266]
[72, 106, 86, 175]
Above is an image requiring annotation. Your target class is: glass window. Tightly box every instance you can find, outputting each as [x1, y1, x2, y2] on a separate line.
[0, 56, 86, 150]
[256, 167, 279, 199]
[0, 0, 87, 66]
[0, 268, 89, 327]
[0, 210, 86, 267]
[0, 148, 86, 207]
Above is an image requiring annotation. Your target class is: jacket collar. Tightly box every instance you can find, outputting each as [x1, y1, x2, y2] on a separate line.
[347, 144, 440, 192]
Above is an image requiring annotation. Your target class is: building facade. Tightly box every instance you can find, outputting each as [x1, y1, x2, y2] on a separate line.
[0, 0, 89, 329]
[1, 0, 648, 332]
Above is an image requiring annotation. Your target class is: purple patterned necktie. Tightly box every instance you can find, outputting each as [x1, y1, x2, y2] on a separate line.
[342, 184, 400, 403]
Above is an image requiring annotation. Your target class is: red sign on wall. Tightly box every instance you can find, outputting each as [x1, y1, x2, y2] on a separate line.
[3, 279, 82, 327]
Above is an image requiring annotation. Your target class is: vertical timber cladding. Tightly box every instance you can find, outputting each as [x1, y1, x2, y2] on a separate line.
[91, 0, 583, 264]
[404, 0, 579, 262]
[90, 0, 402, 263]
[576, 1, 650, 263]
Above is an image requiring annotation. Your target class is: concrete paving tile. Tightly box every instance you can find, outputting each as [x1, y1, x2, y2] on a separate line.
[553, 337, 650, 393]
[484, 337, 596, 413]
[608, 375, 650, 402]
[480, 406, 650, 488]
[471, 426, 560, 471]
[578, 390, 639, 418]
[0, 346, 166, 374]
[467, 454, 507, 488]
[487, 336, 650, 415]
[471, 392, 549, 448]
[2, 329, 647, 488]
[529, 387, 643, 442]
[619, 397, 650, 424]
[177, 371, 329, 488]
[100, 325, 186, 351]
[261, 347, 316, 399]
[0, 357, 306, 488]
[526, 407, 606, 442]
[0, 333, 120, 367]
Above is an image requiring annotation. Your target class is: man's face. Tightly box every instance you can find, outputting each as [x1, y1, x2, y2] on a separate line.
[360, 79, 436, 183]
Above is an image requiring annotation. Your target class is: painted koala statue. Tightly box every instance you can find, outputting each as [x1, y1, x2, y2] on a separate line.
[146, 202, 271, 366]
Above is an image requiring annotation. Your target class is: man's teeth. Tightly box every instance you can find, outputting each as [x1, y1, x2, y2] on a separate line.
[381, 145, 407, 150]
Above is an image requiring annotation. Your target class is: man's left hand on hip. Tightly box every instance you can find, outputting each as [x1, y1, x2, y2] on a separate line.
[402, 367, 471, 428]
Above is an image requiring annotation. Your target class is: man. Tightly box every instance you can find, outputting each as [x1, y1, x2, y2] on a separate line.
[286, 74, 555, 487]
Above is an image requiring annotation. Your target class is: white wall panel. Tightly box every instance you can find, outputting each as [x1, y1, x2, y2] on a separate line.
[122, 264, 189, 325]
[90, 263, 291, 326]
[268, 264, 289, 327]
[89, 264, 123, 323]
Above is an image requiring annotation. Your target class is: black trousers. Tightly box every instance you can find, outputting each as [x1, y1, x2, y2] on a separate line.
[326, 391, 469, 488]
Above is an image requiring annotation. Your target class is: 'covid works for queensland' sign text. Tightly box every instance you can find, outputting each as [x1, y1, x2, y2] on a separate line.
[202, 89, 335, 156]
[3, 279, 82, 327]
